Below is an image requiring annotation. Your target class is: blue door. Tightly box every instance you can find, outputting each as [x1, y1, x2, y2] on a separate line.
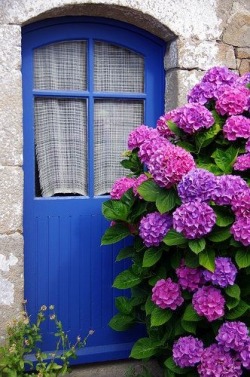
[22, 17, 165, 363]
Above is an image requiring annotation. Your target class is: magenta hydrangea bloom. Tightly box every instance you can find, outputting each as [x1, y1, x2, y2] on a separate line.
[139, 211, 172, 247]
[173, 336, 204, 368]
[127, 125, 159, 150]
[240, 338, 250, 370]
[152, 278, 184, 310]
[215, 86, 250, 116]
[231, 188, 250, 218]
[202, 66, 238, 87]
[110, 177, 135, 199]
[139, 136, 170, 164]
[177, 168, 217, 203]
[173, 201, 216, 239]
[133, 174, 148, 197]
[192, 286, 225, 322]
[156, 110, 177, 138]
[187, 81, 216, 105]
[234, 153, 250, 171]
[231, 216, 250, 246]
[236, 72, 250, 87]
[203, 257, 237, 288]
[211, 174, 248, 206]
[223, 115, 250, 141]
[148, 144, 195, 188]
[198, 344, 242, 377]
[246, 139, 250, 152]
[216, 321, 249, 352]
[176, 260, 204, 292]
[171, 103, 214, 134]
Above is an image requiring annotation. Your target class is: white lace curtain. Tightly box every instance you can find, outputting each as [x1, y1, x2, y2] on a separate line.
[34, 41, 144, 197]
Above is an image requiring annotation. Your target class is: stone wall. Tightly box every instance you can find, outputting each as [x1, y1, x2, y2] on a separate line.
[0, 0, 249, 340]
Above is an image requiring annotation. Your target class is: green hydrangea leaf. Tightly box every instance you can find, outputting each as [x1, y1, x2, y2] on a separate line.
[142, 248, 163, 268]
[116, 246, 134, 261]
[195, 123, 221, 151]
[102, 200, 130, 221]
[164, 356, 189, 375]
[156, 189, 178, 213]
[151, 307, 173, 327]
[137, 180, 163, 202]
[181, 319, 197, 334]
[101, 223, 130, 245]
[109, 313, 135, 331]
[130, 338, 160, 359]
[163, 230, 187, 246]
[212, 146, 239, 174]
[115, 296, 134, 315]
[225, 300, 249, 319]
[235, 249, 250, 269]
[188, 238, 206, 254]
[113, 269, 142, 289]
[214, 207, 234, 227]
[182, 303, 201, 322]
[207, 227, 231, 243]
[225, 284, 241, 300]
[199, 249, 215, 272]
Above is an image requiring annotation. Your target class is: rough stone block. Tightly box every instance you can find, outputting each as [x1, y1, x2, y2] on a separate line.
[0, 25, 21, 71]
[236, 47, 250, 59]
[239, 59, 250, 75]
[0, 166, 23, 234]
[0, 233, 23, 341]
[0, 69, 23, 166]
[223, 12, 250, 47]
[165, 39, 236, 70]
[165, 69, 204, 111]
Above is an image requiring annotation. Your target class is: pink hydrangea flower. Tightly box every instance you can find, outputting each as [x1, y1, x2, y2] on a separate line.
[173, 336, 204, 368]
[198, 344, 242, 377]
[216, 321, 249, 352]
[152, 278, 184, 310]
[172, 103, 214, 134]
[223, 115, 250, 141]
[110, 177, 135, 199]
[138, 136, 170, 164]
[147, 144, 195, 188]
[127, 125, 159, 150]
[231, 188, 250, 218]
[234, 153, 250, 171]
[240, 338, 250, 370]
[173, 200, 216, 239]
[192, 286, 225, 322]
[156, 110, 177, 138]
[203, 257, 237, 288]
[231, 216, 250, 246]
[215, 86, 250, 116]
[176, 260, 204, 292]
[133, 174, 148, 197]
[139, 211, 172, 247]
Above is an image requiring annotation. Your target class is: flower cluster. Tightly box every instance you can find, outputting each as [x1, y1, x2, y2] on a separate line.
[127, 124, 159, 150]
[133, 174, 148, 197]
[234, 153, 250, 171]
[173, 200, 216, 239]
[176, 261, 204, 292]
[197, 344, 242, 377]
[192, 286, 225, 322]
[215, 86, 249, 116]
[211, 174, 248, 206]
[177, 168, 217, 203]
[152, 278, 184, 310]
[216, 321, 249, 352]
[203, 257, 237, 288]
[147, 144, 196, 188]
[138, 135, 170, 164]
[110, 176, 135, 199]
[173, 336, 204, 367]
[223, 115, 250, 141]
[139, 211, 172, 247]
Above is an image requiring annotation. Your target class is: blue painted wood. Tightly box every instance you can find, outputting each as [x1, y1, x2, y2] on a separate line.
[22, 17, 165, 364]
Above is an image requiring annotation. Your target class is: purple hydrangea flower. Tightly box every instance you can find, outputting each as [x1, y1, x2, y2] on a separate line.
[187, 81, 217, 105]
[203, 257, 237, 288]
[171, 103, 214, 134]
[192, 286, 225, 322]
[216, 321, 249, 352]
[177, 168, 217, 203]
[128, 125, 159, 150]
[176, 260, 204, 292]
[110, 177, 135, 199]
[211, 174, 248, 206]
[231, 188, 250, 218]
[231, 216, 250, 246]
[173, 201, 216, 239]
[152, 278, 184, 310]
[240, 338, 250, 370]
[234, 153, 250, 171]
[156, 110, 177, 138]
[223, 115, 250, 141]
[133, 174, 148, 197]
[215, 86, 250, 116]
[139, 211, 172, 247]
[173, 336, 204, 368]
[198, 344, 242, 377]
[202, 66, 238, 88]
[236, 72, 250, 87]
[139, 136, 170, 164]
[147, 144, 195, 188]
[246, 139, 250, 152]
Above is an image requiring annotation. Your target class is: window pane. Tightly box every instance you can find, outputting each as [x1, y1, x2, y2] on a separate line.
[35, 98, 87, 196]
[94, 100, 144, 196]
[94, 42, 144, 92]
[34, 41, 87, 90]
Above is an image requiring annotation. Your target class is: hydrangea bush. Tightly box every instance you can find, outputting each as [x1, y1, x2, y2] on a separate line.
[101, 66, 250, 376]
